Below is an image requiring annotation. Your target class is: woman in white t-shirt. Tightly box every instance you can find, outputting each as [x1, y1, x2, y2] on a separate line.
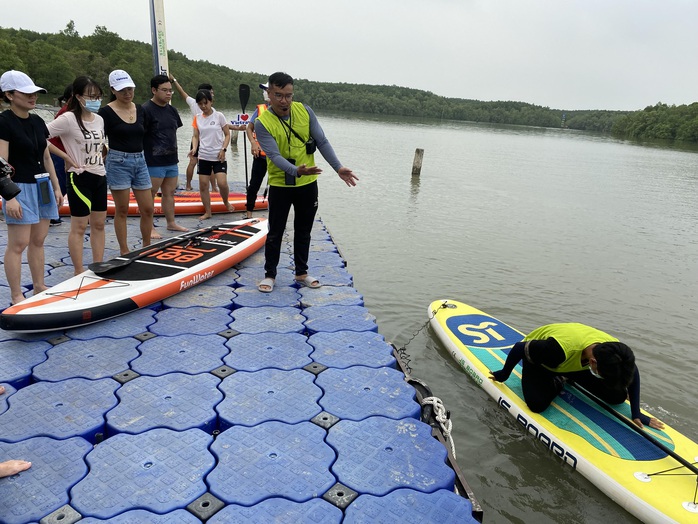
[191, 89, 232, 220]
[47, 76, 108, 274]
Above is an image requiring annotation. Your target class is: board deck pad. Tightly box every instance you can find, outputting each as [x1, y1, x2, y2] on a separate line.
[429, 299, 698, 524]
[0, 219, 268, 333]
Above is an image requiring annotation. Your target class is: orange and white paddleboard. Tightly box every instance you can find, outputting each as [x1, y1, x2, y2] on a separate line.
[0, 218, 267, 333]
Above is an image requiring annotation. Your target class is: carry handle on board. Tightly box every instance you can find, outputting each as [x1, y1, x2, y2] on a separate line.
[570, 382, 698, 477]
[88, 220, 259, 276]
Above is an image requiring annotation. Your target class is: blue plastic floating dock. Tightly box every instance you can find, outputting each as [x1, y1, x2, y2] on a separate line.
[0, 214, 482, 523]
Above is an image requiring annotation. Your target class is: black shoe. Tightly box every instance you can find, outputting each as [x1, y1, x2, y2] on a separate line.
[50, 218, 63, 226]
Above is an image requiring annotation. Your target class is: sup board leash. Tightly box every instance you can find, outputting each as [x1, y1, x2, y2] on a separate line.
[570, 381, 698, 495]
[396, 300, 451, 375]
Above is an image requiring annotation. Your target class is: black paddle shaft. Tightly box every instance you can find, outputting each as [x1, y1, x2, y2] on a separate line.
[239, 84, 251, 187]
[570, 382, 698, 478]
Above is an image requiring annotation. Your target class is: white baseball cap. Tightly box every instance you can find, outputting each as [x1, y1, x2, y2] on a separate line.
[109, 70, 136, 91]
[259, 83, 268, 90]
[0, 70, 46, 94]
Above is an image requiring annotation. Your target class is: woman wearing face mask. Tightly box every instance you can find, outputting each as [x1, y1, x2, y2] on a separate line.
[99, 70, 154, 255]
[0, 70, 63, 305]
[46, 76, 108, 274]
[489, 323, 665, 429]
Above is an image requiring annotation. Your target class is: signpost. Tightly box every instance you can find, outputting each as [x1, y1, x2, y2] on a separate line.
[149, 0, 169, 76]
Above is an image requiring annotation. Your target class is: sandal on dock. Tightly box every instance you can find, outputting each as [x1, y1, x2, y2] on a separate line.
[258, 278, 275, 293]
[296, 275, 321, 289]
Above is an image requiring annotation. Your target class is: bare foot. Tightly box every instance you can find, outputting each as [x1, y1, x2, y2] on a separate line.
[0, 460, 32, 478]
[151, 230, 163, 240]
[199, 213, 212, 220]
[10, 292, 26, 305]
[225, 203, 234, 212]
[185, 186, 193, 191]
[0, 385, 5, 395]
[32, 286, 48, 296]
[167, 224, 189, 232]
[245, 211, 253, 219]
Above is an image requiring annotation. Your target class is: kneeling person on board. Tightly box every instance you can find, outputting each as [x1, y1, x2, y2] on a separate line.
[489, 323, 664, 429]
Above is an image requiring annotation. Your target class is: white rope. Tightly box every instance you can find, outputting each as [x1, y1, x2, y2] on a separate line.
[422, 396, 456, 459]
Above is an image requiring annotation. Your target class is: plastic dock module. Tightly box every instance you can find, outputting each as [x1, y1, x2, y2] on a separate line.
[207, 421, 336, 505]
[0, 378, 118, 443]
[0, 437, 91, 524]
[80, 509, 201, 523]
[208, 497, 343, 523]
[316, 366, 421, 420]
[308, 331, 396, 369]
[327, 416, 456, 495]
[107, 373, 222, 434]
[70, 428, 214, 519]
[224, 332, 313, 371]
[343, 488, 479, 523]
[0, 216, 482, 524]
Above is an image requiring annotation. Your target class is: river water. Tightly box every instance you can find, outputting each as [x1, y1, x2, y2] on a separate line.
[181, 109, 698, 523]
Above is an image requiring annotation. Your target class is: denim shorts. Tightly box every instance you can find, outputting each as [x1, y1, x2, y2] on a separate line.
[2, 181, 59, 224]
[147, 164, 179, 179]
[105, 150, 152, 191]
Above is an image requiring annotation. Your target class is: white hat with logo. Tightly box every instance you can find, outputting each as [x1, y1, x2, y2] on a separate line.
[109, 70, 136, 91]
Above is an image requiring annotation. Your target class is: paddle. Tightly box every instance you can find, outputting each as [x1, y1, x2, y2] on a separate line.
[569, 382, 698, 477]
[88, 226, 221, 276]
[88, 219, 262, 276]
[239, 83, 251, 189]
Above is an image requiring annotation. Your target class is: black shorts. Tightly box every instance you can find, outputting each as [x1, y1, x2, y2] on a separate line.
[197, 159, 227, 176]
[67, 171, 108, 217]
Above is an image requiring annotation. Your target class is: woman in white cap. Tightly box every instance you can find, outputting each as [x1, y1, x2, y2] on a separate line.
[99, 69, 154, 255]
[0, 70, 63, 304]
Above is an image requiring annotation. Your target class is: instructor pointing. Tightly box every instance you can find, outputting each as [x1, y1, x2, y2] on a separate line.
[254, 72, 358, 293]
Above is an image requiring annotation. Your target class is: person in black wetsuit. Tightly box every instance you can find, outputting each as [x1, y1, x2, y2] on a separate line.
[489, 323, 664, 429]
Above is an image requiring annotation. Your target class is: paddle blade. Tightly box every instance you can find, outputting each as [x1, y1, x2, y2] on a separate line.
[88, 257, 134, 276]
[239, 84, 250, 113]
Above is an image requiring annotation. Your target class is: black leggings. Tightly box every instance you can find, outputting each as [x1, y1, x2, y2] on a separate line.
[246, 155, 267, 211]
[264, 181, 318, 279]
[522, 360, 627, 413]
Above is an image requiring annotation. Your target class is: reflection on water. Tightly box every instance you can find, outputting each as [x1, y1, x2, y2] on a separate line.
[192, 109, 695, 523]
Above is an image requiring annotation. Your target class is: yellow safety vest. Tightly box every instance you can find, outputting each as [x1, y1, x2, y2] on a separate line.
[257, 102, 317, 187]
[523, 323, 618, 373]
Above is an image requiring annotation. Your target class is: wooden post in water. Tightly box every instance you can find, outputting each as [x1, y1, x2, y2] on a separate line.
[412, 148, 424, 177]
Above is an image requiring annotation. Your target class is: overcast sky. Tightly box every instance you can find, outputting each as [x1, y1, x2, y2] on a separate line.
[3, 0, 697, 111]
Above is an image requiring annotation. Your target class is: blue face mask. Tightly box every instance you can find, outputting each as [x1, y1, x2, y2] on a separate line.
[84, 100, 101, 113]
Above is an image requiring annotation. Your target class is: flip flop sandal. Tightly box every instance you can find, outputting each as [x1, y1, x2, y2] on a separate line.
[258, 278, 275, 293]
[296, 275, 321, 288]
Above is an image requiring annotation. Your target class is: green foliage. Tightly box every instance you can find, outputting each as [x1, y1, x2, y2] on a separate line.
[1, 23, 696, 142]
[611, 102, 698, 142]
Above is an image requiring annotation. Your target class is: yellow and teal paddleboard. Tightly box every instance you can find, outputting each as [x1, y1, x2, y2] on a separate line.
[428, 299, 698, 524]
